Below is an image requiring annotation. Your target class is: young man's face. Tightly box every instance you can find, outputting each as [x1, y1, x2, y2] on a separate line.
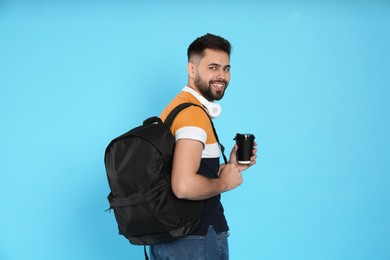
[192, 49, 231, 101]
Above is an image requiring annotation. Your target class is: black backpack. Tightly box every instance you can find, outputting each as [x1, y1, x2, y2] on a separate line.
[104, 103, 227, 246]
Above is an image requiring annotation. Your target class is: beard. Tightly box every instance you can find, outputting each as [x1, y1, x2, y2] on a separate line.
[194, 74, 229, 101]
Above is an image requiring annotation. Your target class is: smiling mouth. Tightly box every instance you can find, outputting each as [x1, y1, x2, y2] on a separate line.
[211, 81, 226, 90]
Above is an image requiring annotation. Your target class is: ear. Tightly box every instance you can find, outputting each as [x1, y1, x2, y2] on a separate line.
[187, 62, 196, 79]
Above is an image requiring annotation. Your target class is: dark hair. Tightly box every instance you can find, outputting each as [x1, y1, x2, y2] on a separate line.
[187, 33, 232, 61]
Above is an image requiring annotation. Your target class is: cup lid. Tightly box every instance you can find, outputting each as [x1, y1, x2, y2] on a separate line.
[234, 133, 255, 140]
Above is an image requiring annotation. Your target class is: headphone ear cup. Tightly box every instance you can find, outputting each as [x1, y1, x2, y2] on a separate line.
[206, 102, 222, 118]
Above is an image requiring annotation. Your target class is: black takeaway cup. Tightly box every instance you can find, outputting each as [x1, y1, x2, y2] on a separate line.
[234, 133, 255, 164]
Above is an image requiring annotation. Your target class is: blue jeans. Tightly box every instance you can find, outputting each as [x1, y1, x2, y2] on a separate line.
[150, 226, 229, 260]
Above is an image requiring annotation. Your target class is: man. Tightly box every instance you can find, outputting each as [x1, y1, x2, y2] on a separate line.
[150, 33, 257, 259]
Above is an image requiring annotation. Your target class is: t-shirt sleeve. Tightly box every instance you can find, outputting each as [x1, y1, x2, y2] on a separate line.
[171, 106, 211, 145]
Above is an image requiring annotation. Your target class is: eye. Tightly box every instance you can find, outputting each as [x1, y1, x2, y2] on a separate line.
[224, 67, 230, 72]
[209, 66, 217, 71]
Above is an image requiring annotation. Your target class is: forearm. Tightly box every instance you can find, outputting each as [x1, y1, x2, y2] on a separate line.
[172, 163, 243, 200]
[172, 173, 227, 200]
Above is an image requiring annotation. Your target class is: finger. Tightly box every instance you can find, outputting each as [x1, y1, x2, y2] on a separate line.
[252, 148, 258, 156]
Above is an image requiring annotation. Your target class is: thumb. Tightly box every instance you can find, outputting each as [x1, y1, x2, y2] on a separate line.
[229, 144, 238, 163]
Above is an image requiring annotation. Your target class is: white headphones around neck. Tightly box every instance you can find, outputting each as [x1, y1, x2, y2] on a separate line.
[183, 86, 222, 119]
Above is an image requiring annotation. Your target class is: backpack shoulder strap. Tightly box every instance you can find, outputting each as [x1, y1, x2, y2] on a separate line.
[164, 102, 195, 127]
[163, 102, 228, 164]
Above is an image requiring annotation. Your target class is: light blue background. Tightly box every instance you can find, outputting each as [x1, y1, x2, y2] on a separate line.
[1, 1, 389, 259]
